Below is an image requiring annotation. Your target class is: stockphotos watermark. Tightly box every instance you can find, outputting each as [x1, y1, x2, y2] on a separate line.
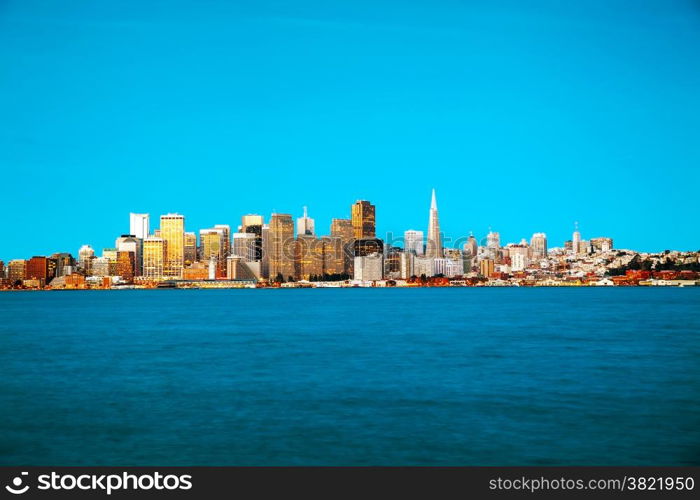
[4, 471, 192, 495]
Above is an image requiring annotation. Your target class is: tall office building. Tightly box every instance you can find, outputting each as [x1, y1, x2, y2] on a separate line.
[331, 218, 355, 276]
[426, 189, 443, 258]
[129, 213, 149, 240]
[530, 233, 548, 259]
[214, 224, 231, 258]
[404, 230, 424, 255]
[480, 259, 495, 277]
[241, 214, 264, 261]
[78, 245, 95, 274]
[8, 260, 26, 283]
[295, 234, 323, 280]
[116, 235, 142, 276]
[353, 253, 383, 281]
[487, 231, 500, 250]
[351, 200, 375, 239]
[486, 230, 500, 261]
[464, 234, 478, 257]
[321, 236, 345, 276]
[143, 237, 165, 279]
[160, 214, 185, 278]
[268, 213, 295, 281]
[116, 251, 135, 282]
[296, 206, 315, 236]
[50, 253, 74, 277]
[26, 256, 51, 281]
[184, 232, 197, 265]
[200, 227, 227, 276]
[232, 232, 258, 261]
[331, 218, 354, 241]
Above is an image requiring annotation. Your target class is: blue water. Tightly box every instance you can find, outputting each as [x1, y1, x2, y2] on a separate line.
[0, 288, 699, 465]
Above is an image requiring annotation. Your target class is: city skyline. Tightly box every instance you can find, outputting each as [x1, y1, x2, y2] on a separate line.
[0, 188, 696, 265]
[2, 1, 700, 257]
[3, 185, 697, 289]
[0, 189, 636, 265]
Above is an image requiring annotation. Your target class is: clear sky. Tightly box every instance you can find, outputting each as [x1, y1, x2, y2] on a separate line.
[1, 0, 699, 260]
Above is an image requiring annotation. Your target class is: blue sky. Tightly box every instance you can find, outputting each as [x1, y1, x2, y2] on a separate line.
[1, 0, 699, 260]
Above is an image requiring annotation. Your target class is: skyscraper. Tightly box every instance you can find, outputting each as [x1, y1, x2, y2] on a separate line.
[241, 214, 264, 261]
[404, 230, 424, 255]
[426, 189, 443, 258]
[351, 200, 375, 239]
[268, 213, 295, 281]
[116, 235, 142, 276]
[530, 233, 548, 259]
[331, 218, 355, 276]
[296, 206, 315, 236]
[143, 237, 165, 279]
[232, 232, 257, 261]
[214, 224, 231, 258]
[129, 213, 149, 240]
[200, 228, 224, 263]
[160, 214, 185, 278]
[184, 232, 197, 265]
[464, 233, 478, 257]
[78, 244, 95, 274]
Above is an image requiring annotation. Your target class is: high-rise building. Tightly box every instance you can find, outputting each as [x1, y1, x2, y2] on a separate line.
[530, 233, 548, 259]
[331, 218, 353, 241]
[232, 232, 258, 261]
[480, 259, 495, 277]
[296, 206, 315, 236]
[143, 237, 166, 279]
[102, 248, 119, 275]
[200, 227, 227, 277]
[511, 253, 528, 272]
[241, 214, 264, 262]
[486, 230, 500, 261]
[464, 234, 478, 257]
[116, 235, 142, 276]
[404, 230, 424, 255]
[184, 232, 197, 265]
[413, 256, 435, 277]
[331, 218, 355, 275]
[26, 256, 51, 281]
[353, 238, 384, 258]
[321, 236, 345, 277]
[50, 253, 74, 277]
[487, 231, 500, 250]
[261, 223, 270, 278]
[78, 245, 95, 274]
[353, 253, 383, 281]
[384, 246, 402, 278]
[90, 257, 110, 277]
[400, 252, 414, 279]
[160, 214, 185, 278]
[129, 213, 150, 240]
[268, 213, 295, 281]
[426, 189, 443, 258]
[8, 259, 26, 283]
[295, 234, 323, 280]
[116, 251, 135, 282]
[214, 224, 231, 258]
[351, 200, 375, 239]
